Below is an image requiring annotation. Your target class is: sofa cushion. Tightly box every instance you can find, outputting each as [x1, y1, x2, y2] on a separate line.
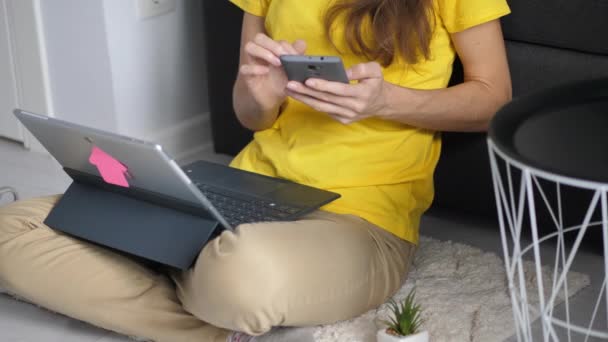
[502, 0, 608, 55]
[434, 40, 608, 218]
[507, 40, 608, 96]
[202, 2, 253, 156]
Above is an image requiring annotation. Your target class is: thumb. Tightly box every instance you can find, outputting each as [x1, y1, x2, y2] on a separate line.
[347, 62, 383, 81]
[293, 39, 307, 55]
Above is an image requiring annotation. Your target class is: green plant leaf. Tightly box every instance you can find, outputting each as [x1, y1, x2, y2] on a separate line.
[382, 288, 423, 336]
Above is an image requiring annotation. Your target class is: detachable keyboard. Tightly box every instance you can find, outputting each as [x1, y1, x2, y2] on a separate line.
[196, 183, 303, 227]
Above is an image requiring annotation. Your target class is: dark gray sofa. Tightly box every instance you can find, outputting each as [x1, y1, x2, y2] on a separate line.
[202, 0, 608, 229]
[435, 0, 608, 219]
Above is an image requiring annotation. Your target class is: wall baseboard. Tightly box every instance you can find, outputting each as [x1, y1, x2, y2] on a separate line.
[144, 112, 214, 164]
[174, 141, 216, 165]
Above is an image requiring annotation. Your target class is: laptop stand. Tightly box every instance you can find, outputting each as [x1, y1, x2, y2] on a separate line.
[44, 181, 221, 270]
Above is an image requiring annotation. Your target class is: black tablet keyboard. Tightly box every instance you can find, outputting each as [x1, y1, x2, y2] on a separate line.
[196, 184, 301, 226]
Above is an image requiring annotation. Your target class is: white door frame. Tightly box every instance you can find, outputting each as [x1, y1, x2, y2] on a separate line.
[4, 0, 53, 153]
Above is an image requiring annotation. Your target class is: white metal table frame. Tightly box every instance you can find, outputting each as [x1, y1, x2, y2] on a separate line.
[488, 138, 608, 341]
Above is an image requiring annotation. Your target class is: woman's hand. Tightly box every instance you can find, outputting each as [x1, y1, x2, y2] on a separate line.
[239, 33, 307, 113]
[284, 62, 392, 124]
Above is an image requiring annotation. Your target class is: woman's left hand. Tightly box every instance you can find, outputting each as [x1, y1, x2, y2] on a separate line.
[285, 62, 390, 124]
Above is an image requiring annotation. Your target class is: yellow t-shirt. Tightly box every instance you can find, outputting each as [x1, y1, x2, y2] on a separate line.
[228, 0, 510, 244]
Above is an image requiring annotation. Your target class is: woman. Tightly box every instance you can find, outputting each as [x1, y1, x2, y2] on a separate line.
[0, 0, 511, 341]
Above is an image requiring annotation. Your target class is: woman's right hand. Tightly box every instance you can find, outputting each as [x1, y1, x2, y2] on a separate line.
[239, 33, 307, 112]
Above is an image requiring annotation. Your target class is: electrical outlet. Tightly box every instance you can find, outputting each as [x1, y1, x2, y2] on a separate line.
[136, 0, 177, 20]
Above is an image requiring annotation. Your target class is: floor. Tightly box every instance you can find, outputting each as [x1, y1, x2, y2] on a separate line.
[0, 138, 606, 341]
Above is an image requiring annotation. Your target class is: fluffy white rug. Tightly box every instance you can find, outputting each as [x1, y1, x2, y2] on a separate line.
[0, 236, 590, 342]
[313, 236, 591, 342]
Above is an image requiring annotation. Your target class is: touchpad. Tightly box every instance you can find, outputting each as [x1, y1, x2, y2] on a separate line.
[214, 173, 286, 196]
[183, 160, 287, 197]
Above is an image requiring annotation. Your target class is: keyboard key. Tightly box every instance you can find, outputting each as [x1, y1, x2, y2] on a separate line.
[196, 184, 302, 226]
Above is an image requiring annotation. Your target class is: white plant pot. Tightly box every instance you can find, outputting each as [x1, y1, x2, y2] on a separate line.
[376, 329, 429, 342]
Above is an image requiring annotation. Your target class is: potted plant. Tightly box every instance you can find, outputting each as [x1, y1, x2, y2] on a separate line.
[377, 289, 429, 342]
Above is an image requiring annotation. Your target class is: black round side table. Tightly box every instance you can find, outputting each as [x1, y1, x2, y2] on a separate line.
[488, 78, 608, 341]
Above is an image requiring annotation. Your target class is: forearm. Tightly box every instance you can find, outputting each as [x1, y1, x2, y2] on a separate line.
[379, 79, 512, 132]
[233, 77, 281, 132]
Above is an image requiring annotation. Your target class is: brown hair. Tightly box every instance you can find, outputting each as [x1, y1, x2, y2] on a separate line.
[324, 0, 435, 67]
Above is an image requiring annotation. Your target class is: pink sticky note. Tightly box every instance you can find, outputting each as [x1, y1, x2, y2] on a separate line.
[89, 146, 130, 188]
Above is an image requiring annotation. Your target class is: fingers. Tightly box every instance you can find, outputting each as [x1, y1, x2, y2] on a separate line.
[286, 89, 358, 122]
[245, 33, 307, 67]
[253, 33, 293, 55]
[245, 40, 282, 66]
[240, 64, 270, 76]
[346, 62, 383, 81]
[303, 78, 358, 97]
[287, 81, 356, 109]
[328, 114, 358, 125]
[293, 39, 307, 55]
[286, 81, 362, 114]
[278, 40, 298, 55]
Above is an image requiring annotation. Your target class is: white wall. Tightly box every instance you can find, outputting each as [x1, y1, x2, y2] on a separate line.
[0, 0, 52, 152]
[102, 0, 211, 159]
[0, 0, 23, 142]
[40, 0, 118, 132]
[38, 0, 211, 161]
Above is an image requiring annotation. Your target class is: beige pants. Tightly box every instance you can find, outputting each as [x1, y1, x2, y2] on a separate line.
[0, 195, 415, 342]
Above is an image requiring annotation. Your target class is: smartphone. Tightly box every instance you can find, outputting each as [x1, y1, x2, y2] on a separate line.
[280, 55, 349, 84]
